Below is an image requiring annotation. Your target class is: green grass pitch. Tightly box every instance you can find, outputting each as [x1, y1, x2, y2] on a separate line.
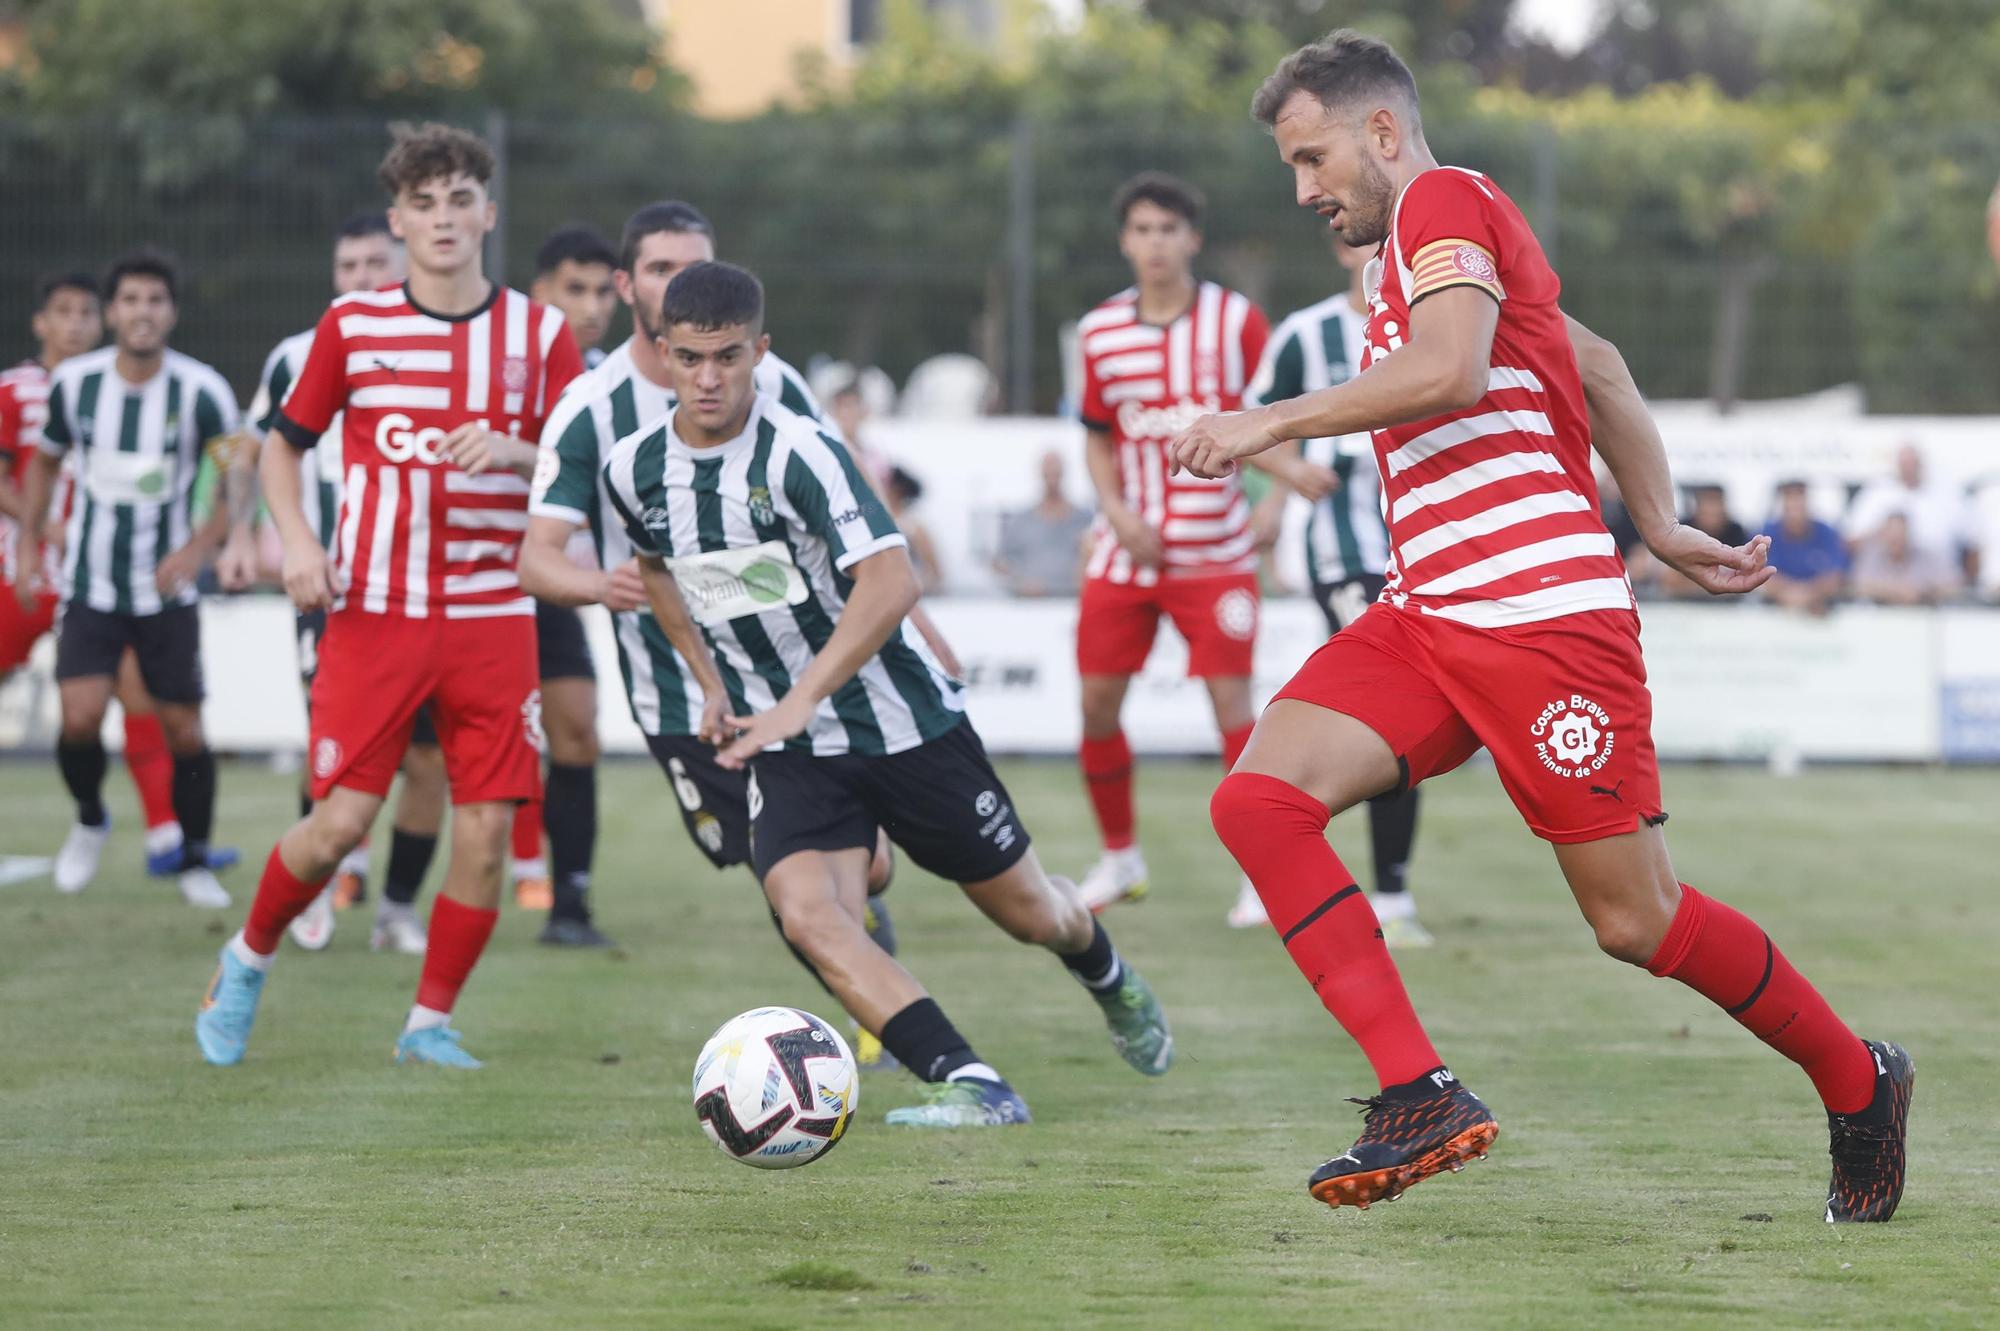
[1, 756, 1995, 1329]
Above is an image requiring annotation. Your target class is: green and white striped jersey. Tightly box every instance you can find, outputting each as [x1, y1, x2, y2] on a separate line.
[40, 347, 240, 615]
[1245, 291, 1391, 585]
[530, 338, 823, 738]
[601, 391, 963, 757]
[249, 329, 341, 552]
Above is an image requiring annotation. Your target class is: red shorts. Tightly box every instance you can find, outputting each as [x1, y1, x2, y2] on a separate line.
[0, 583, 59, 673]
[1077, 572, 1259, 679]
[307, 610, 542, 805]
[1276, 603, 1663, 844]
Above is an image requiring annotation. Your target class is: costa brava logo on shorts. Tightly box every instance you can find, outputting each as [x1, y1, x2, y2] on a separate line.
[313, 737, 343, 779]
[1531, 694, 1614, 779]
[521, 688, 546, 752]
[1215, 587, 1257, 642]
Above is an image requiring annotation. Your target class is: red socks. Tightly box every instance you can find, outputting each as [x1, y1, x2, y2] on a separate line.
[243, 845, 330, 954]
[510, 799, 543, 863]
[416, 894, 500, 1014]
[122, 712, 177, 831]
[1221, 722, 1254, 773]
[1211, 771, 1442, 1088]
[1648, 884, 1875, 1114]
[1079, 731, 1136, 851]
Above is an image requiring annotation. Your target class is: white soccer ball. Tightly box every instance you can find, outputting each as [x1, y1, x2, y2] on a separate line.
[692, 1006, 859, 1169]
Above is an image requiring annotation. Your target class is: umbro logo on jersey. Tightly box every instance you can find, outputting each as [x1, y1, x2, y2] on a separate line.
[641, 506, 671, 529]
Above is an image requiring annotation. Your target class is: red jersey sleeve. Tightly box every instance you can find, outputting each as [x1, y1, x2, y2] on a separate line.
[1396, 170, 1508, 306]
[275, 303, 349, 448]
[0, 382, 20, 471]
[1233, 301, 1270, 399]
[539, 317, 584, 416]
[1079, 339, 1111, 433]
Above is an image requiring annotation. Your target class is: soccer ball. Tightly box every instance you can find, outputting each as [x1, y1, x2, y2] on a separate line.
[692, 1006, 858, 1169]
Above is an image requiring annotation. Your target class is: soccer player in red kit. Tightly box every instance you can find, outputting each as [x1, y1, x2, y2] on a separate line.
[196, 122, 583, 1068]
[1072, 172, 1335, 923]
[1177, 32, 1909, 1222]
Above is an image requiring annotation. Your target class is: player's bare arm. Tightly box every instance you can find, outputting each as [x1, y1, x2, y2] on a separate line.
[439, 422, 539, 478]
[1563, 314, 1772, 597]
[0, 455, 24, 523]
[635, 553, 729, 746]
[1084, 426, 1161, 568]
[155, 488, 234, 598]
[259, 425, 335, 612]
[214, 428, 263, 591]
[1170, 286, 1497, 479]
[12, 448, 60, 609]
[905, 602, 963, 680]
[520, 514, 646, 611]
[716, 545, 922, 769]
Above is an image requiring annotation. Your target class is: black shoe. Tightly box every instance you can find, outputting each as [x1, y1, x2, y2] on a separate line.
[538, 916, 616, 949]
[1825, 1039, 1913, 1223]
[1307, 1069, 1499, 1211]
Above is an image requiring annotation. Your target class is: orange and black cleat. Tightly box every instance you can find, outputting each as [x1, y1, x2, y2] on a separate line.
[1308, 1069, 1498, 1211]
[1825, 1039, 1913, 1223]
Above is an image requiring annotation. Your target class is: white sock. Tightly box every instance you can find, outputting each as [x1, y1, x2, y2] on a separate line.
[511, 857, 546, 881]
[1109, 845, 1145, 869]
[1370, 890, 1417, 923]
[227, 930, 274, 972]
[145, 822, 184, 856]
[337, 846, 371, 877]
[1081, 956, 1125, 994]
[946, 1062, 1001, 1085]
[403, 1004, 451, 1035]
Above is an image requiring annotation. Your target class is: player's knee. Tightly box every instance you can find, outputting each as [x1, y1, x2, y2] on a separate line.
[306, 802, 372, 862]
[776, 898, 853, 961]
[1589, 910, 1664, 966]
[1210, 771, 1282, 852]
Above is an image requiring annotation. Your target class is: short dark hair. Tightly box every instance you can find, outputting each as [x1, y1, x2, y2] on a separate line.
[1251, 29, 1421, 128]
[377, 121, 495, 197]
[536, 224, 618, 276]
[336, 210, 393, 242]
[1114, 171, 1204, 229]
[619, 200, 713, 271]
[35, 271, 98, 311]
[660, 260, 763, 334]
[104, 247, 180, 305]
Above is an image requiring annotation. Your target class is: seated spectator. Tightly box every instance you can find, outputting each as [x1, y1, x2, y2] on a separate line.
[1631, 483, 1749, 600]
[1761, 479, 1849, 615]
[1853, 512, 1964, 605]
[1844, 441, 1977, 581]
[884, 465, 944, 592]
[994, 450, 1093, 597]
[1595, 467, 1645, 563]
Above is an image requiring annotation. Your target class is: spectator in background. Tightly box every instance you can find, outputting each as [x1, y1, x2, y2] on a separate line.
[1853, 512, 1964, 605]
[1844, 441, 1978, 583]
[1761, 479, 1849, 615]
[1595, 465, 1645, 563]
[884, 465, 944, 592]
[1631, 483, 1748, 600]
[827, 375, 892, 494]
[994, 450, 1093, 596]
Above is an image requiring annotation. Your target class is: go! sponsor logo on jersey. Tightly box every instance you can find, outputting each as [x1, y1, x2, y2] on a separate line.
[1115, 397, 1219, 441]
[373, 413, 522, 464]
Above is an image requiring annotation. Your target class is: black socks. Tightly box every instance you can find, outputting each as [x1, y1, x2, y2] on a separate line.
[57, 738, 108, 827]
[544, 762, 596, 921]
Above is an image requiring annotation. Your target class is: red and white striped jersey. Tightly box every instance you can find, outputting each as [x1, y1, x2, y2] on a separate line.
[1077, 282, 1268, 585]
[0, 359, 72, 586]
[276, 283, 582, 619]
[1365, 167, 1633, 630]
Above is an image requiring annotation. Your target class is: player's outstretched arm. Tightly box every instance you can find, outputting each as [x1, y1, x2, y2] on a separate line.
[636, 554, 729, 745]
[1084, 427, 1161, 569]
[1565, 314, 1772, 597]
[716, 546, 921, 769]
[260, 427, 336, 611]
[1169, 288, 1497, 479]
[11, 450, 59, 609]
[520, 515, 644, 611]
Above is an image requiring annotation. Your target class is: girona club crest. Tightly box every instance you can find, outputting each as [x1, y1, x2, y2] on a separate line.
[501, 356, 530, 393]
[521, 688, 546, 753]
[312, 736, 343, 780]
[1214, 587, 1258, 642]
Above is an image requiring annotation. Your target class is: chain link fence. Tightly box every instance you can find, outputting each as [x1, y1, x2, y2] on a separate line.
[2, 112, 1993, 414]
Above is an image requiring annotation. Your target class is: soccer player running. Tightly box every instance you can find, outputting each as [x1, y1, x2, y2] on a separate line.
[1, 273, 236, 883]
[1179, 32, 1909, 1221]
[1240, 232, 1430, 946]
[195, 123, 583, 1069]
[1070, 172, 1335, 924]
[17, 250, 238, 909]
[499, 223, 623, 938]
[522, 201, 908, 1051]
[237, 212, 447, 955]
[603, 261, 1173, 1126]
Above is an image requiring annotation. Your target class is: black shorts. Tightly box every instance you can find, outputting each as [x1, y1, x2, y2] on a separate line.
[298, 608, 435, 743]
[55, 602, 204, 703]
[746, 720, 1030, 885]
[535, 598, 596, 681]
[645, 732, 752, 870]
[1312, 574, 1387, 636]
